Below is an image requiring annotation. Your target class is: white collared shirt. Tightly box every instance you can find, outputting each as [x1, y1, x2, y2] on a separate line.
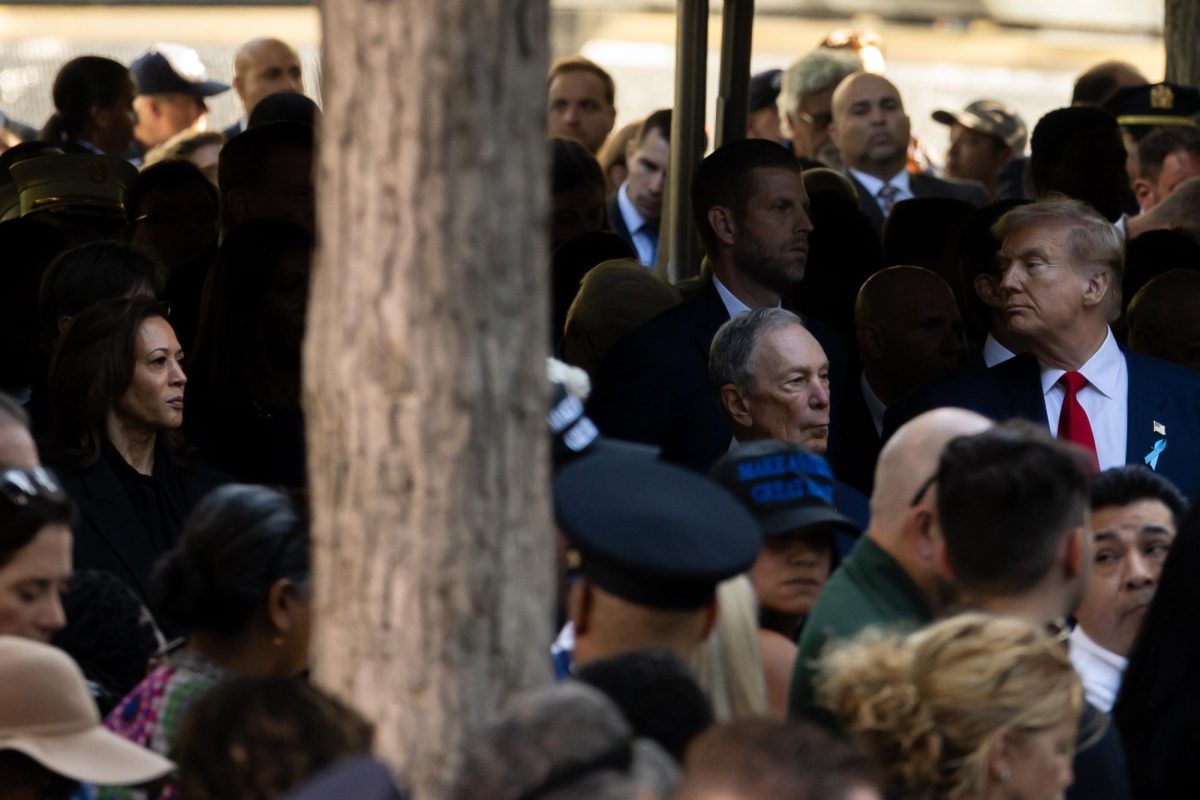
[713, 274, 754, 318]
[848, 168, 913, 217]
[1068, 625, 1128, 713]
[615, 181, 659, 268]
[1114, 214, 1128, 238]
[860, 372, 886, 436]
[1040, 328, 1128, 470]
[982, 333, 1016, 368]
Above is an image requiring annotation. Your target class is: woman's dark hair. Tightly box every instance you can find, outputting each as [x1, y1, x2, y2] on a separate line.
[150, 484, 309, 637]
[0, 467, 74, 569]
[38, 242, 164, 361]
[189, 218, 313, 413]
[0, 750, 79, 800]
[1113, 502, 1200, 800]
[173, 676, 372, 800]
[44, 295, 177, 467]
[40, 56, 129, 145]
[51, 569, 162, 716]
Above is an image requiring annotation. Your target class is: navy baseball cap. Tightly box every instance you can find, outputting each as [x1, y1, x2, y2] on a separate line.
[131, 44, 229, 98]
[749, 69, 783, 113]
[710, 440, 860, 538]
[554, 455, 762, 610]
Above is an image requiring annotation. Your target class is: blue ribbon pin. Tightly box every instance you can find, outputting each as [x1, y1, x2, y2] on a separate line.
[1144, 439, 1167, 471]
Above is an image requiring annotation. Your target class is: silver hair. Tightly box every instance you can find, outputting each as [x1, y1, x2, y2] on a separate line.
[709, 307, 805, 388]
[992, 196, 1125, 321]
[777, 50, 862, 138]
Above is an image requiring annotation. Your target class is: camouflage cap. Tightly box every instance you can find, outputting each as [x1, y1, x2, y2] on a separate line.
[933, 99, 1028, 153]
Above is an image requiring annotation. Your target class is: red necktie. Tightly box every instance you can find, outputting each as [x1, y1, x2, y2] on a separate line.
[1057, 371, 1099, 470]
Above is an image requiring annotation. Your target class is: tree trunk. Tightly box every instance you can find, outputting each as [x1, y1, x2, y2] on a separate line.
[1165, 0, 1200, 87]
[306, 1, 553, 797]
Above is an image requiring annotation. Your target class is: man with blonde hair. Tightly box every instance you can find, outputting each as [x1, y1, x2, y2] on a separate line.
[884, 197, 1200, 499]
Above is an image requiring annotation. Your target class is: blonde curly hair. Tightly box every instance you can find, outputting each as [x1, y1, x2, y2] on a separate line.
[816, 613, 1083, 800]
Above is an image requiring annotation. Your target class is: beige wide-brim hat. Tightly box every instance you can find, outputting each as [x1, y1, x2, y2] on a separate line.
[0, 637, 175, 786]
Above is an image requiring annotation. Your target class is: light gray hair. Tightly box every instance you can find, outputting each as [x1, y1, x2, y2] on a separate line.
[777, 50, 862, 138]
[992, 196, 1125, 321]
[709, 307, 805, 388]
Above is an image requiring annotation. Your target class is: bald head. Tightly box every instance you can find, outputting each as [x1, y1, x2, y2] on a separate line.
[830, 72, 911, 178]
[0, 394, 38, 468]
[870, 408, 993, 540]
[855, 266, 964, 405]
[1127, 269, 1200, 372]
[233, 38, 303, 118]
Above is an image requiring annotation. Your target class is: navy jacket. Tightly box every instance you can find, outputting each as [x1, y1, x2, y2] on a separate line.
[883, 350, 1200, 499]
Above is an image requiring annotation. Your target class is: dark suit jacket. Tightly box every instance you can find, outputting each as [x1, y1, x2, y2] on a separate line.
[830, 376, 882, 495]
[55, 452, 229, 601]
[848, 171, 990, 233]
[607, 194, 635, 255]
[587, 279, 848, 473]
[882, 350, 1200, 499]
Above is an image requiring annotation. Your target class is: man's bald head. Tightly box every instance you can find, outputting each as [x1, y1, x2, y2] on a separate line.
[233, 38, 303, 119]
[829, 72, 910, 178]
[1127, 269, 1200, 372]
[871, 408, 993, 540]
[855, 266, 964, 405]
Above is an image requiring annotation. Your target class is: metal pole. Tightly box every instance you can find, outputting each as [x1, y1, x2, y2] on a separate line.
[715, 0, 754, 148]
[665, 0, 709, 284]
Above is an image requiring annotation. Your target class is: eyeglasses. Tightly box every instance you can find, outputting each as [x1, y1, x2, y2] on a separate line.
[0, 467, 65, 508]
[909, 473, 937, 508]
[794, 110, 833, 131]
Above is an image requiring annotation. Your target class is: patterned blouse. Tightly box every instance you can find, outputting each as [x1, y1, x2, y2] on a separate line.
[97, 650, 227, 800]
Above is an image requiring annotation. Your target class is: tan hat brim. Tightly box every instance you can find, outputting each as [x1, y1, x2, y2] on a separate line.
[0, 726, 175, 786]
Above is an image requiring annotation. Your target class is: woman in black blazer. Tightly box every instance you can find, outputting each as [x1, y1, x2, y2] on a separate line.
[44, 296, 225, 601]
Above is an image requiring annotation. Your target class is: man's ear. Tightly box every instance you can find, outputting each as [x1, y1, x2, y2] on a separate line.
[1082, 266, 1112, 310]
[856, 325, 885, 361]
[706, 206, 737, 248]
[1132, 178, 1155, 212]
[568, 579, 593, 635]
[973, 273, 1003, 309]
[719, 383, 753, 428]
[1063, 526, 1084, 580]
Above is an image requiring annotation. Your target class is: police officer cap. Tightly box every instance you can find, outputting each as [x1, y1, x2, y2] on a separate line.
[10, 153, 137, 218]
[710, 439, 859, 538]
[1104, 82, 1200, 129]
[554, 455, 762, 610]
[131, 43, 229, 98]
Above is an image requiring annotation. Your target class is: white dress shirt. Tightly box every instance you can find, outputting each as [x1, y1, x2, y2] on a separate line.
[615, 181, 659, 268]
[860, 372, 887, 437]
[848, 168, 913, 217]
[982, 333, 1016, 368]
[1069, 625, 1127, 713]
[1040, 328, 1128, 470]
[713, 275, 754, 318]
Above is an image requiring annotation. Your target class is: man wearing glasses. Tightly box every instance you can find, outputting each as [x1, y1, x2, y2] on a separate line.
[777, 49, 861, 169]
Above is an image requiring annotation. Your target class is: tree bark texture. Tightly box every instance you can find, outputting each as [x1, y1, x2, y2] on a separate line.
[1165, 0, 1200, 87]
[307, 1, 553, 797]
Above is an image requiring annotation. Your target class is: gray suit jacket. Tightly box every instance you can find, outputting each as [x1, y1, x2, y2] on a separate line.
[848, 171, 989, 233]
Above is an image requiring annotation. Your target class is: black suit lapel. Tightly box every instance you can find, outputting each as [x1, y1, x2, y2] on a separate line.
[73, 461, 160, 597]
[846, 173, 885, 233]
[1124, 352, 1170, 468]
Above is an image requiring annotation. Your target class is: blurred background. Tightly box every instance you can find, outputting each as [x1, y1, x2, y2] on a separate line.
[0, 0, 1165, 169]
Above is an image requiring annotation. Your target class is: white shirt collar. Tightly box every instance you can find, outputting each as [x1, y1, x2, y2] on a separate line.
[860, 372, 887, 436]
[1114, 214, 1128, 238]
[616, 180, 650, 235]
[982, 333, 1016, 368]
[1040, 328, 1122, 399]
[1068, 625, 1127, 713]
[712, 274, 755, 318]
[848, 167, 911, 200]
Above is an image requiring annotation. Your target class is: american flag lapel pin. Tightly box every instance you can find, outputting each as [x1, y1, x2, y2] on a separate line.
[1153, 421, 1166, 435]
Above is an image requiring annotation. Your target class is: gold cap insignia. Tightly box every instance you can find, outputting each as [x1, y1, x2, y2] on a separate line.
[1151, 84, 1174, 110]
